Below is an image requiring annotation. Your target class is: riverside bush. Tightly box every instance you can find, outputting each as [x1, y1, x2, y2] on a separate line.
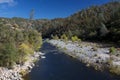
[110, 65, 120, 75]
[61, 34, 68, 41]
[52, 35, 59, 40]
[109, 47, 116, 55]
[71, 36, 81, 42]
[0, 23, 42, 67]
[19, 43, 34, 55]
[0, 42, 18, 67]
[28, 30, 42, 51]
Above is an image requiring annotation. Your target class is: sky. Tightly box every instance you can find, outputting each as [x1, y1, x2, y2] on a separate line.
[0, 0, 111, 19]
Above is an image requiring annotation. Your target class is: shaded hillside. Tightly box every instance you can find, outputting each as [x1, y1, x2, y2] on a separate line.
[38, 1, 120, 42]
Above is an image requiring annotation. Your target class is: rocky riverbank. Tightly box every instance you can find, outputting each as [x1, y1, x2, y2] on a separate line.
[49, 40, 120, 75]
[0, 52, 43, 80]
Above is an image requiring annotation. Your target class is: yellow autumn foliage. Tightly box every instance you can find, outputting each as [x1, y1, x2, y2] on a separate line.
[19, 43, 34, 55]
[61, 34, 68, 41]
[71, 36, 81, 42]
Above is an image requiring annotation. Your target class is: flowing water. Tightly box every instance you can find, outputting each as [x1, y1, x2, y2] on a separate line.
[28, 42, 120, 80]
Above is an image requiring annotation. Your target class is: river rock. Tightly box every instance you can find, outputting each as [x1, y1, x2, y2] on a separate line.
[0, 51, 42, 80]
[49, 39, 120, 75]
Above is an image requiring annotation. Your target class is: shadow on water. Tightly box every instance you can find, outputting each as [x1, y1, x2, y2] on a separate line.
[26, 42, 120, 80]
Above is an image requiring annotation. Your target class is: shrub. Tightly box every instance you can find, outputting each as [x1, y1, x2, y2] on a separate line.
[19, 43, 34, 55]
[17, 42, 34, 64]
[109, 64, 120, 75]
[33, 35, 42, 51]
[61, 34, 68, 41]
[15, 30, 24, 42]
[0, 21, 42, 67]
[28, 30, 42, 51]
[71, 36, 81, 42]
[52, 35, 59, 40]
[109, 47, 116, 54]
[0, 42, 18, 68]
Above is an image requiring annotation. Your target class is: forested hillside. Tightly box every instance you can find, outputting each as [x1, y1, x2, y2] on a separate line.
[37, 1, 120, 42]
[0, 18, 42, 68]
[1, 1, 119, 43]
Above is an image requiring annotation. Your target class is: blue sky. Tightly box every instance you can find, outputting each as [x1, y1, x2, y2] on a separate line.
[0, 0, 110, 19]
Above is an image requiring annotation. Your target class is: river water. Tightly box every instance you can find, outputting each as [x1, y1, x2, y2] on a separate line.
[28, 42, 120, 80]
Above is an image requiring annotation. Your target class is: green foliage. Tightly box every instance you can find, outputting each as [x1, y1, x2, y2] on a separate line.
[0, 42, 18, 68]
[100, 23, 109, 36]
[52, 35, 59, 40]
[0, 1, 120, 67]
[0, 1, 120, 43]
[19, 43, 34, 55]
[109, 47, 116, 54]
[27, 30, 42, 51]
[35, 1, 120, 42]
[0, 22, 42, 67]
[15, 30, 24, 42]
[71, 36, 81, 42]
[61, 34, 68, 41]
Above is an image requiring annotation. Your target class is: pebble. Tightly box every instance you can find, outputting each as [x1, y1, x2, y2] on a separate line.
[49, 40, 120, 74]
[0, 52, 42, 80]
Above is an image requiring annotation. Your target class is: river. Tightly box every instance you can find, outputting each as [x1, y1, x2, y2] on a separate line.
[28, 42, 120, 80]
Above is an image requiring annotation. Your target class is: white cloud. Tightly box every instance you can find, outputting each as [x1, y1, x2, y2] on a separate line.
[0, 0, 17, 7]
[0, 0, 14, 4]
